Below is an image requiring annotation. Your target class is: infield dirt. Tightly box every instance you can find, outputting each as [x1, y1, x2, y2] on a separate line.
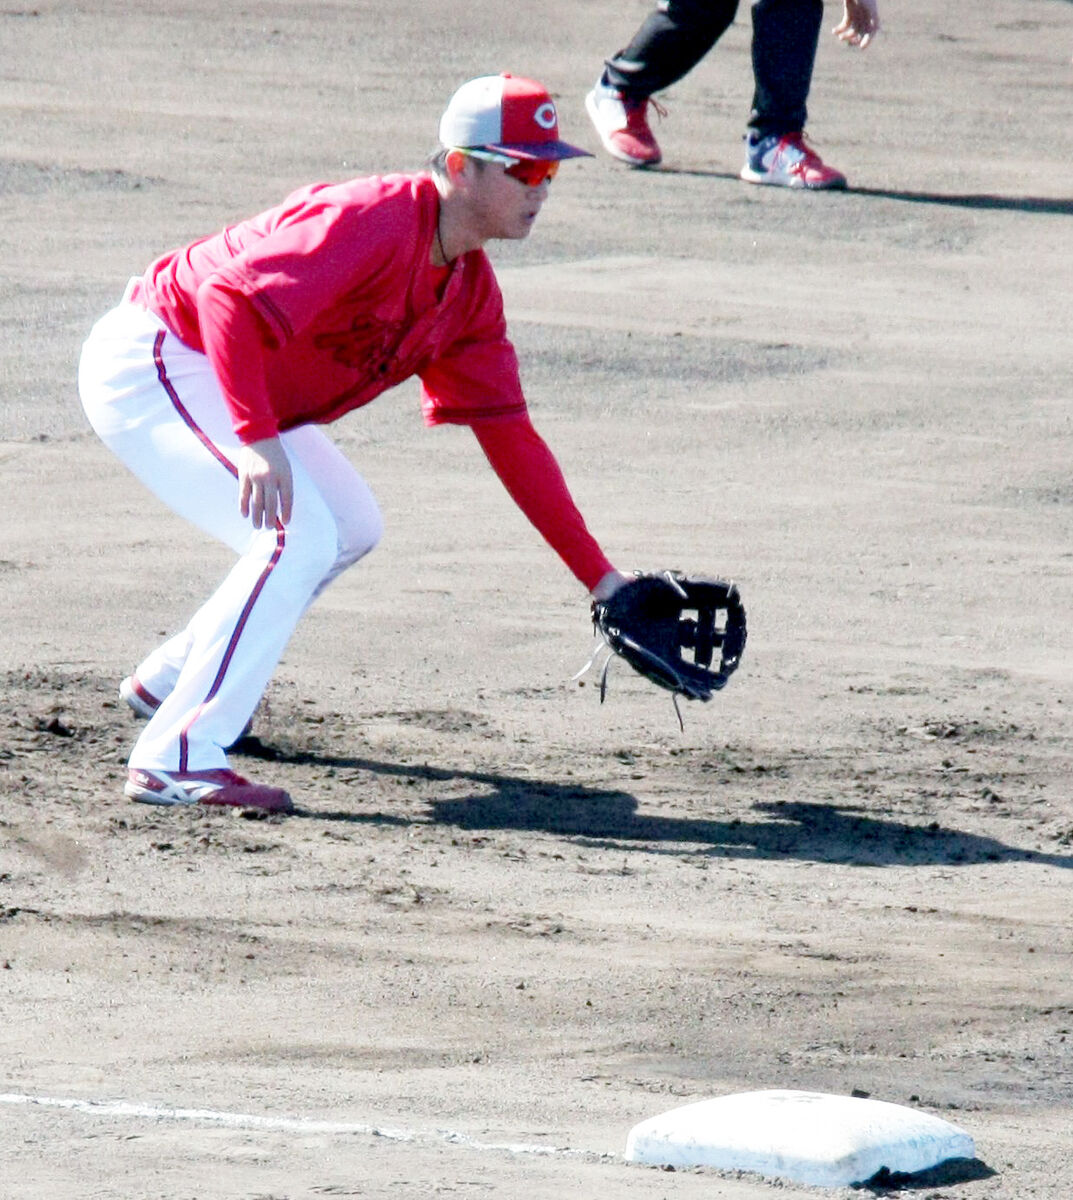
[2, 2, 1073, 1197]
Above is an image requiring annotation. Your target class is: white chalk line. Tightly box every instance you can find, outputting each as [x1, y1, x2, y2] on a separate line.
[0, 1092, 614, 1164]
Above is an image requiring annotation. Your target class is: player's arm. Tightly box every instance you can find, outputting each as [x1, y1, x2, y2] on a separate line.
[470, 414, 627, 597]
[424, 262, 627, 597]
[833, 0, 879, 47]
[197, 280, 293, 528]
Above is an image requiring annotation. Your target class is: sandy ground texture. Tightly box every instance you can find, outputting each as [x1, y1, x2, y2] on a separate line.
[3, 1, 1073, 1197]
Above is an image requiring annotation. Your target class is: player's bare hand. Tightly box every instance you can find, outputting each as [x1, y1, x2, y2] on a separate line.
[238, 437, 294, 528]
[833, 0, 880, 48]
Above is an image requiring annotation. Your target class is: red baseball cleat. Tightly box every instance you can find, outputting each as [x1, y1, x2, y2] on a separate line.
[119, 674, 161, 719]
[585, 83, 663, 167]
[124, 767, 294, 813]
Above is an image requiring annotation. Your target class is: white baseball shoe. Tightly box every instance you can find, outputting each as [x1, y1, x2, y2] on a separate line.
[740, 131, 847, 190]
[124, 767, 294, 813]
[585, 82, 663, 167]
[119, 674, 161, 719]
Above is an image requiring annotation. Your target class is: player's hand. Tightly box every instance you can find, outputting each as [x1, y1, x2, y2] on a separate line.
[238, 436, 294, 528]
[833, 0, 880, 48]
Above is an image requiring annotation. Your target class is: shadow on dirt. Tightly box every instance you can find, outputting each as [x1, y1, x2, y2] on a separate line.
[239, 741, 1072, 869]
[848, 187, 1073, 215]
[427, 789, 1072, 869]
[654, 168, 1073, 215]
[856, 1154, 997, 1193]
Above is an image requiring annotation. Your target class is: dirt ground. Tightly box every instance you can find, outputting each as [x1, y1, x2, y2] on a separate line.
[3, 1, 1073, 1197]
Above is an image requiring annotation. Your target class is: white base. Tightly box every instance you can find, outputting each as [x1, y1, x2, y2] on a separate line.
[624, 1089, 974, 1188]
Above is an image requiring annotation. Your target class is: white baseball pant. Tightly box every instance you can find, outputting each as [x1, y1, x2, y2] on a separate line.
[78, 284, 383, 772]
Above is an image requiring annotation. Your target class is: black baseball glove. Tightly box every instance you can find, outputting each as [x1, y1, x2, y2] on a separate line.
[589, 571, 746, 709]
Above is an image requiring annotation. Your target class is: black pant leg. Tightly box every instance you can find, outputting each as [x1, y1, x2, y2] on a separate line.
[748, 0, 823, 137]
[603, 0, 741, 97]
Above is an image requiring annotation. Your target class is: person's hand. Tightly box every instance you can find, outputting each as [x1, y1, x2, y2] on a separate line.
[833, 0, 880, 48]
[238, 436, 293, 528]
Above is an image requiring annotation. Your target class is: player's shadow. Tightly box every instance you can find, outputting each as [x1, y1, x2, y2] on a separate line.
[653, 167, 1073, 215]
[847, 185, 1073, 216]
[237, 740, 1072, 869]
[426, 786, 1073, 869]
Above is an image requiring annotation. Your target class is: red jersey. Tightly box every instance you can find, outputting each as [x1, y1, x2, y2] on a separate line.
[135, 171, 614, 592]
[140, 172, 526, 443]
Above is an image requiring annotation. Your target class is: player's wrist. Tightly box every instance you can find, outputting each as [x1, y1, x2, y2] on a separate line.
[591, 568, 630, 602]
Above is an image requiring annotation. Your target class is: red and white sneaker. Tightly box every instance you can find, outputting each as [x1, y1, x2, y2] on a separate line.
[124, 767, 294, 813]
[119, 675, 161, 719]
[740, 131, 847, 190]
[585, 83, 663, 167]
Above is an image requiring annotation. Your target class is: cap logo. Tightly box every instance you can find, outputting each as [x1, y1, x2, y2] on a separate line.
[533, 101, 557, 130]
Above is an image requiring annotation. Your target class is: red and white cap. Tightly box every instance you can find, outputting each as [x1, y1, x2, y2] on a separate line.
[438, 73, 591, 161]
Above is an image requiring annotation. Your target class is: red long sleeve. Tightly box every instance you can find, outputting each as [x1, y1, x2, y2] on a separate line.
[197, 280, 279, 443]
[472, 416, 615, 592]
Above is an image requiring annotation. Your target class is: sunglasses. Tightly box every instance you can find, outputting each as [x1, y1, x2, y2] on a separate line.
[459, 148, 560, 187]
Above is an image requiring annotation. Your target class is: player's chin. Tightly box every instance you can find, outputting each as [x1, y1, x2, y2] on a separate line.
[513, 213, 540, 239]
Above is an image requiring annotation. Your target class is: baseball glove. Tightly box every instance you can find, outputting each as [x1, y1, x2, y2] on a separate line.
[589, 571, 746, 713]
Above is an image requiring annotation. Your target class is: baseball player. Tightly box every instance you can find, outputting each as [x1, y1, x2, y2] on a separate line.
[79, 74, 630, 815]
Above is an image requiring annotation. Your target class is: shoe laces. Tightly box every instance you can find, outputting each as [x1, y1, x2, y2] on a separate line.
[780, 131, 824, 166]
[623, 95, 667, 131]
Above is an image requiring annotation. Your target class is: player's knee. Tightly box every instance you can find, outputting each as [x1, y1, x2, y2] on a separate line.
[281, 480, 382, 591]
[337, 496, 384, 565]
